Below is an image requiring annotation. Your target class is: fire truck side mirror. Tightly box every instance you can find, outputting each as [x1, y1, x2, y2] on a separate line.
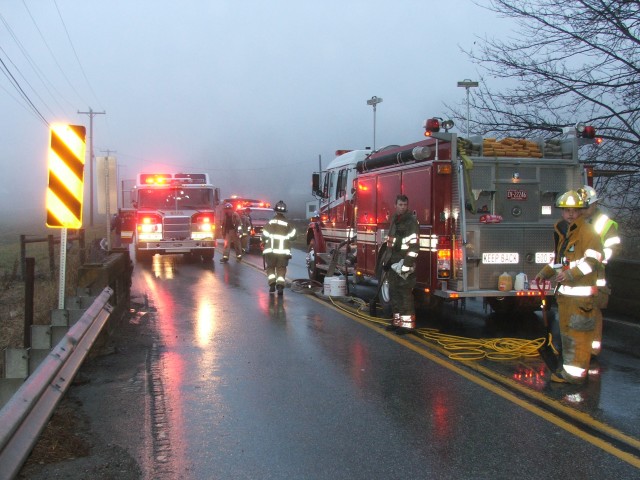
[312, 173, 324, 198]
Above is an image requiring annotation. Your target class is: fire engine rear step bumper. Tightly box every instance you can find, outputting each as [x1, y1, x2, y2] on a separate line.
[137, 241, 215, 253]
[434, 289, 545, 299]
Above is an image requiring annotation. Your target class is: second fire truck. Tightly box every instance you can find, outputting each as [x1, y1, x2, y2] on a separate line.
[129, 172, 220, 262]
[306, 120, 599, 312]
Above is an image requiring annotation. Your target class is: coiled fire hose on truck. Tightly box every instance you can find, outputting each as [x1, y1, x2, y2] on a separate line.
[289, 278, 550, 361]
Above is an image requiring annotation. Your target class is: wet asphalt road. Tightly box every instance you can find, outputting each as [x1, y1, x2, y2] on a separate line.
[130, 249, 640, 479]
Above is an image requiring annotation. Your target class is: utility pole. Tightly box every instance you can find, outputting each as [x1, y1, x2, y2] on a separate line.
[78, 108, 106, 226]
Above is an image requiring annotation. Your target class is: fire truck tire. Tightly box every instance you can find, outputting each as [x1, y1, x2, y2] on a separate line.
[200, 249, 214, 263]
[306, 239, 324, 282]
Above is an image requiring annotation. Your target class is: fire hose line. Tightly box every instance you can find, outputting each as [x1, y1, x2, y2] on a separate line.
[289, 279, 548, 361]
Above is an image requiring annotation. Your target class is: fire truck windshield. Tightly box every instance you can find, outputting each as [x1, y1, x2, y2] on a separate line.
[138, 187, 214, 210]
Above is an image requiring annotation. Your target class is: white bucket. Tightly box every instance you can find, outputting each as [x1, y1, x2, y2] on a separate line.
[330, 277, 347, 296]
[323, 276, 333, 296]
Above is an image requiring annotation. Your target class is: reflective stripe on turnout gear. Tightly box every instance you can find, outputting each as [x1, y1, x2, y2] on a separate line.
[262, 216, 296, 255]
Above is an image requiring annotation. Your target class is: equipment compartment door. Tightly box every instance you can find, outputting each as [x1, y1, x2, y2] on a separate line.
[356, 176, 378, 275]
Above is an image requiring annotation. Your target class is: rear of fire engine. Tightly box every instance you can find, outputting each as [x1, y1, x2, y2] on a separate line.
[307, 120, 599, 312]
[132, 173, 220, 262]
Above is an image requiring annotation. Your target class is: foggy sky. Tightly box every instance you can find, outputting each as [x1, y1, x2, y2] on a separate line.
[0, 0, 511, 220]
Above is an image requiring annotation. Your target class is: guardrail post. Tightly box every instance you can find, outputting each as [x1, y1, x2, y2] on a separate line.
[19, 235, 26, 281]
[23, 258, 35, 349]
[79, 228, 86, 265]
[48, 234, 55, 279]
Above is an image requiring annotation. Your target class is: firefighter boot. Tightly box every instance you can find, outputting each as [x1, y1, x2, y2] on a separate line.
[236, 254, 242, 262]
[269, 284, 276, 294]
[277, 285, 284, 296]
[220, 256, 229, 263]
[385, 313, 400, 331]
[396, 315, 416, 335]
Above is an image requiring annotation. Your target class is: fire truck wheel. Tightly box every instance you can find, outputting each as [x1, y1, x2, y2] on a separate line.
[306, 240, 324, 282]
[201, 249, 214, 263]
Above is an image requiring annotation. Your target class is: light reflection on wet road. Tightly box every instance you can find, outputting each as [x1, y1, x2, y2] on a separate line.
[132, 252, 640, 479]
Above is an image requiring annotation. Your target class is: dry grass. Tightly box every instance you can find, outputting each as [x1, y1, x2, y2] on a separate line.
[0, 223, 108, 376]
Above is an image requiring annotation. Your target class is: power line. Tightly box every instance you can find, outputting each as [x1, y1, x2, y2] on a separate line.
[0, 55, 48, 126]
[21, 0, 89, 108]
[53, 0, 103, 109]
[0, 13, 72, 114]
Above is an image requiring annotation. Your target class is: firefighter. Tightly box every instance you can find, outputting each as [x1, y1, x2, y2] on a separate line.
[220, 203, 243, 263]
[384, 194, 420, 334]
[578, 185, 621, 356]
[262, 200, 296, 295]
[535, 190, 604, 384]
[110, 211, 122, 248]
[240, 207, 253, 253]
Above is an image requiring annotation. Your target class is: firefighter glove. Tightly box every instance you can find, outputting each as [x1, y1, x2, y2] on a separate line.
[391, 260, 414, 280]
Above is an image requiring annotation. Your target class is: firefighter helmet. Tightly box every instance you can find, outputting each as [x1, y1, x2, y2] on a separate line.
[555, 190, 586, 209]
[578, 185, 599, 204]
[274, 200, 287, 213]
[224, 203, 232, 209]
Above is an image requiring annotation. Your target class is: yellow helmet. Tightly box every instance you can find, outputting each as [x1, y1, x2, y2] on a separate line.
[555, 190, 586, 208]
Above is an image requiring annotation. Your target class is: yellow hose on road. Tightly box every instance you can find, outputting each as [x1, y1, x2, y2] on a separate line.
[289, 279, 547, 362]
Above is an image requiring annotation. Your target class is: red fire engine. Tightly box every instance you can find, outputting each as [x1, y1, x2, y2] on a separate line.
[306, 120, 599, 312]
[129, 173, 220, 262]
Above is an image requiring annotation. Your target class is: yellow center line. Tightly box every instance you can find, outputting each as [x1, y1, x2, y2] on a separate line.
[313, 294, 640, 469]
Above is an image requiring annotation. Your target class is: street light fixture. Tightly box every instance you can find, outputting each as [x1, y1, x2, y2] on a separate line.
[457, 79, 479, 139]
[366, 96, 383, 151]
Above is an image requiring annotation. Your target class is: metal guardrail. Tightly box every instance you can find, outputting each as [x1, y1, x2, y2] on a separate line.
[0, 287, 114, 480]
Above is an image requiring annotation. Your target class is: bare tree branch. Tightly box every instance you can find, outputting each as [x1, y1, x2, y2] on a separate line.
[445, 0, 640, 255]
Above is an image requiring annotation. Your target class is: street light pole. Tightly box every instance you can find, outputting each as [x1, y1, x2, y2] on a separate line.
[366, 96, 383, 150]
[456, 80, 479, 139]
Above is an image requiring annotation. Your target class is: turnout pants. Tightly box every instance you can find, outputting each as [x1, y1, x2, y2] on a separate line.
[223, 232, 241, 258]
[264, 253, 289, 287]
[388, 270, 416, 316]
[556, 294, 596, 382]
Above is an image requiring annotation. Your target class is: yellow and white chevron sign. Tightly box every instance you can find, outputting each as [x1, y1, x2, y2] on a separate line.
[46, 124, 87, 228]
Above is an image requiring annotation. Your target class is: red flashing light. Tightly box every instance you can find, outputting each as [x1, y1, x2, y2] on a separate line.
[595, 137, 603, 145]
[582, 125, 596, 138]
[335, 149, 352, 157]
[424, 118, 440, 137]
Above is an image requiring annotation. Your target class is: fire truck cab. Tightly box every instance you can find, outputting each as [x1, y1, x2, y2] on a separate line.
[307, 121, 598, 313]
[131, 173, 220, 262]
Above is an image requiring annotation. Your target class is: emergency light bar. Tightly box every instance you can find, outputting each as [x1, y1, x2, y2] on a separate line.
[139, 173, 209, 185]
[141, 173, 172, 185]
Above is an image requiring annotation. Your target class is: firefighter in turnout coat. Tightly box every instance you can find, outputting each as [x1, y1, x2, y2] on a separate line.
[262, 201, 296, 295]
[536, 190, 604, 384]
[384, 194, 420, 333]
[240, 207, 253, 253]
[579, 185, 621, 356]
[220, 203, 243, 263]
